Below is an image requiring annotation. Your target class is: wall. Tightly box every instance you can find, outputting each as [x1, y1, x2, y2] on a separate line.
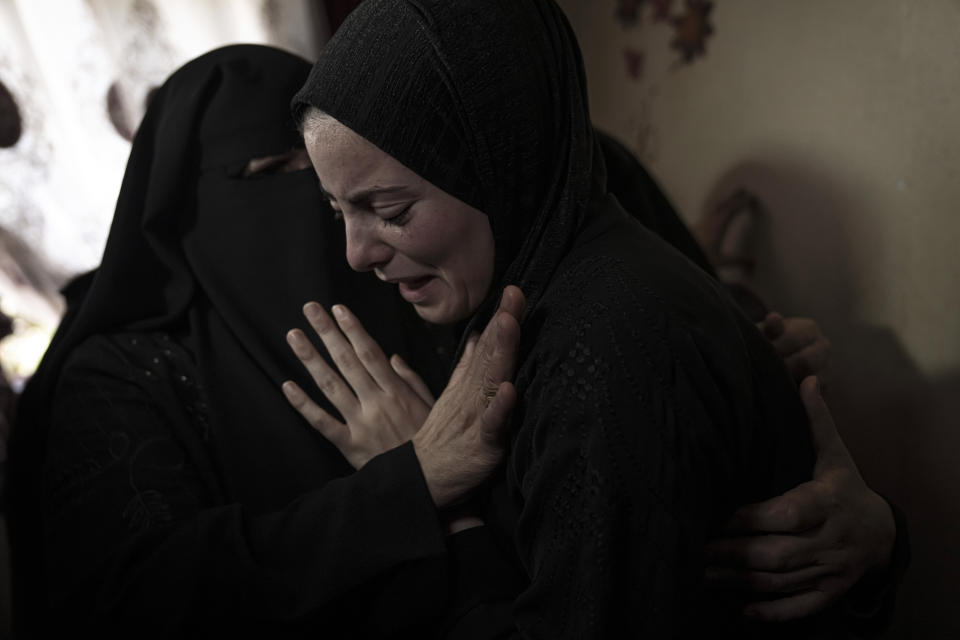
[557, 1, 959, 636]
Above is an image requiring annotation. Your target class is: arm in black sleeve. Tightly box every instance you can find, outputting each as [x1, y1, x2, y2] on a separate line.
[41, 344, 449, 636]
[442, 273, 766, 638]
[506, 307, 711, 637]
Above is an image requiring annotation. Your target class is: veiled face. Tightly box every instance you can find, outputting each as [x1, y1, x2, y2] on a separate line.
[303, 114, 495, 324]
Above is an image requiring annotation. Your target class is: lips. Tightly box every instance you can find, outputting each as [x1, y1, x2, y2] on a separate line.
[396, 275, 436, 303]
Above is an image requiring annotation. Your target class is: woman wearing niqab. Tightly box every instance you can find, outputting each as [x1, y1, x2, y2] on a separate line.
[290, 0, 819, 637]
[5, 45, 468, 638]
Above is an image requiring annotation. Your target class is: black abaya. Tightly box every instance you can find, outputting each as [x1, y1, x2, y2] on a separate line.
[5, 45, 486, 638]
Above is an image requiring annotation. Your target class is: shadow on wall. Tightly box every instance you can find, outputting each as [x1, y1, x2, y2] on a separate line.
[701, 155, 960, 638]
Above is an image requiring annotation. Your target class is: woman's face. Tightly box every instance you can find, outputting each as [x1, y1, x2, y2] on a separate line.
[303, 115, 495, 324]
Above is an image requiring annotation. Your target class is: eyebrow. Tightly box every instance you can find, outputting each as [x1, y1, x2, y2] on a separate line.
[317, 183, 411, 205]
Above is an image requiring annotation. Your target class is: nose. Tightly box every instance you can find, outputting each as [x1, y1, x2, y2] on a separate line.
[344, 216, 393, 273]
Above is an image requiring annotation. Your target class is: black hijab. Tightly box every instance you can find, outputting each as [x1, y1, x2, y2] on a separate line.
[292, 0, 602, 340]
[5, 44, 452, 628]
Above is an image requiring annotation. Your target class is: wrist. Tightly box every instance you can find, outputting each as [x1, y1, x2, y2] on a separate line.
[442, 502, 484, 535]
[445, 514, 484, 535]
[867, 491, 897, 572]
[412, 436, 448, 508]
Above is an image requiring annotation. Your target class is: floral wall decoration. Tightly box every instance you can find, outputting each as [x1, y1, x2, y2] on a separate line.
[615, 0, 715, 80]
[615, 0, 644, 27]
[623, 48, 645, 80]
[650, 0, 674, 22]
[669, 1, 715, 63]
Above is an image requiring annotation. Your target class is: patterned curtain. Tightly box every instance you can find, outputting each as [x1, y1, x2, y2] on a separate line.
[0, 0, 329, 388]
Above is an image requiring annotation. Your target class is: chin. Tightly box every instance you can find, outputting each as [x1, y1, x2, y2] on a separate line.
[412, 301, 471, 325]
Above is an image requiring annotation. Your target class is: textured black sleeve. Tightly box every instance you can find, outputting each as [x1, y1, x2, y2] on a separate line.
[502, 267, 767, 639]
[41, 342, 448, 636]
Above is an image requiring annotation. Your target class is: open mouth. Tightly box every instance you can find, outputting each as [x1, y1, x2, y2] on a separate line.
[397, 276, 435, 303]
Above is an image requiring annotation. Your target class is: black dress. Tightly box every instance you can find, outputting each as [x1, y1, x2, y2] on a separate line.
[5, 45, 473, 638]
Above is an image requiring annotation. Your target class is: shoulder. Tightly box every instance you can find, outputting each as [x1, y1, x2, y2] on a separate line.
[56, 332, 195, 392]
[49, 331, 202, 443]
[526, 249, 732, 375]
[514, 241, 813, 501]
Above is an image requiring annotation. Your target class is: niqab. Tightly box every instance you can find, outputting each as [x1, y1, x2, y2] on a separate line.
[5, 44, 451, 633]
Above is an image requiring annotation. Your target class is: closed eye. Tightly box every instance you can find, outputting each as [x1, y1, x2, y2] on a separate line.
[382, 205, 412, 227]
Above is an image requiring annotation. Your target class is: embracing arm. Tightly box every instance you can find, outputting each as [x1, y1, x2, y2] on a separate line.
[41, 337, 447, 636]
[708, 306, 908, 633]
[706, 376, 908, 635]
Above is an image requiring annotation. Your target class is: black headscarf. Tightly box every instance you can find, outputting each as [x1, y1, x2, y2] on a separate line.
[5, 44, 452, 630]
[292, 0, 602, 339]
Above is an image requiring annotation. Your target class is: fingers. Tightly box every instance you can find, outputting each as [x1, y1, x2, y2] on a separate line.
[760, 315, 831, 382]
[743, 589, 833, 622]
[721, 482, 828, 535]
[757, 312, 785, 340]
[447, 286, 523, 391]
[800, 375, 854, 474]
[460, 287, 524, 416]
[705, 562, 835, 595]
[706, 532, 823, 573]
[497, 285, 527, 322]
[301, 303, 378, 398]
[449, 333, 479, 386]
[286, 328, 359, 416]
[481, 381, 517, 443]
[800, 376, 832, 443]
[326, 303, 400, 393]
[281, 380, 349, 443]
[473, 286, 523, 391]
[390, 354, 436, 406]
[768, 317, 820, 359]
[474, 311, 521, 399]
[784, 342, 831, 381]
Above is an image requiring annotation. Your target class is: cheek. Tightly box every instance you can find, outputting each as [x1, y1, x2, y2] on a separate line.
[407, 200, 494, 293]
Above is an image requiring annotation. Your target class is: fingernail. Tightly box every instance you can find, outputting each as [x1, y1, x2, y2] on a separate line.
[332, 305, 346, 320]
[286, 330, 311, 357]
[304, 302, 322, 320]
